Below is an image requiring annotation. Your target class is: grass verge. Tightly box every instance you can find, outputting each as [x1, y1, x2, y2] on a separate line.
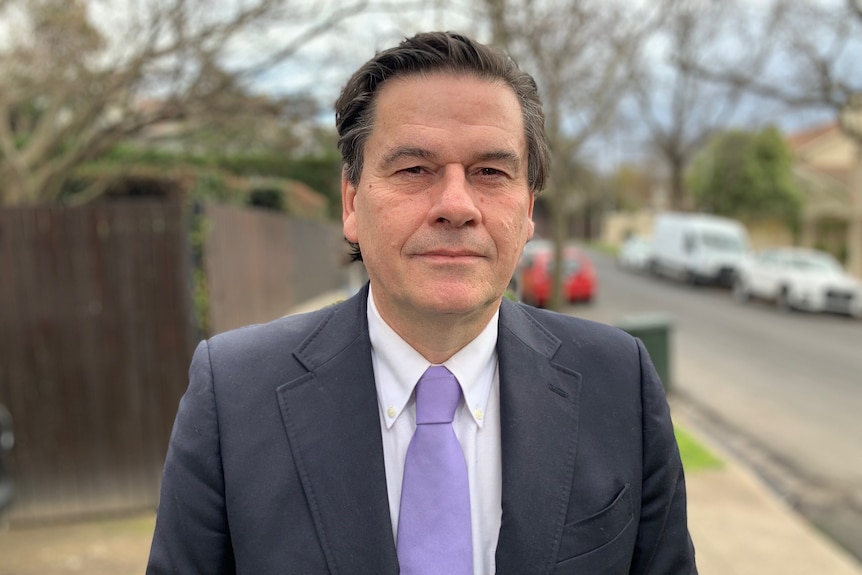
[675, 426, 723, 472]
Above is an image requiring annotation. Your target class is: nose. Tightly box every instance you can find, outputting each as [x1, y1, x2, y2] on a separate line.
[428, 165, 482, 227]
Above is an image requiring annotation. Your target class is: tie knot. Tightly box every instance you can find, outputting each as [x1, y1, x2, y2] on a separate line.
[415, 366, 460, 424]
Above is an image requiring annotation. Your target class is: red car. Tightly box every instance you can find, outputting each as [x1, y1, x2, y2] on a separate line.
[517, 244, 596, 308]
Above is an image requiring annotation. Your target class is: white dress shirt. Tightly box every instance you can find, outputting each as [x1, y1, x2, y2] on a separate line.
[367, 286, 502, 575]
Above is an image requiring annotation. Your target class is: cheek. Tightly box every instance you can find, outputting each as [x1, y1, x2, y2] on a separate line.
[376, 193, 424, 226]
[356, 192, 418, 252]
[491, 209, 534, 264]
[498, 206, 534, 241]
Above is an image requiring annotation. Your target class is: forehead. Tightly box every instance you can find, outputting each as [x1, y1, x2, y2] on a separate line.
[367, 72, 526, 156]
[375, 71, 521, 117]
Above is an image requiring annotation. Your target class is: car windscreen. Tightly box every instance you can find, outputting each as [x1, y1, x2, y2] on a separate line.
[791, 254, 843, 274]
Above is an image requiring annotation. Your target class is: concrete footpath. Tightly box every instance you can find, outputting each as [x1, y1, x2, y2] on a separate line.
[671, 399, 862, 575]
[0, 291, 859, 574]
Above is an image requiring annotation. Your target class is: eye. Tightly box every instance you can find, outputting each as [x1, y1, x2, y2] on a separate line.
[395, 165, 431, 177]
[477, 167, 507, 178]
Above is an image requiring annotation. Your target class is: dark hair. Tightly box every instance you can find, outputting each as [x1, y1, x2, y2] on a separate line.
[335, 31, 550, 261]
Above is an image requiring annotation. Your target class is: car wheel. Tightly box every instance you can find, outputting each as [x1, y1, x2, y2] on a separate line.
[777, 287, 794, 312]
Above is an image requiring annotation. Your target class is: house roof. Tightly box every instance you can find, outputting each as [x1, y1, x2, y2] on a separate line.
[786, 122, 840, 152]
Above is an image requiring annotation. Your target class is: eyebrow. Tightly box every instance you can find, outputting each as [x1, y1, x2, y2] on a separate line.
[380, 146, 522, 172]
[380, 146, 438, 171]
[473, 150, 522, 172]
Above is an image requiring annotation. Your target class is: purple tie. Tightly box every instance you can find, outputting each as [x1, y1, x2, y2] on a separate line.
[397, 365, 472, 575]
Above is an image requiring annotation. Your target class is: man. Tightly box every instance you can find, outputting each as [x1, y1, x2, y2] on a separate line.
[147, 31, 697, 574]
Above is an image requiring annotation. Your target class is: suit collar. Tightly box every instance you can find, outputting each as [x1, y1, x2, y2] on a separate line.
[495, 299, 584, 575]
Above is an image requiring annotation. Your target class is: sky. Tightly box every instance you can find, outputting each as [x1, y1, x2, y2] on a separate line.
[246, 2, 484, 107]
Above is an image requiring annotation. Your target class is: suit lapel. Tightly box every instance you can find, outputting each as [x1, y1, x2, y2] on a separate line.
[495, 300, 583, 575]
[276, 286, 399, 575]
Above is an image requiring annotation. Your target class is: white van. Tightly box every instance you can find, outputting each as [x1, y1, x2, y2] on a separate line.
[649, 213, 749, 286]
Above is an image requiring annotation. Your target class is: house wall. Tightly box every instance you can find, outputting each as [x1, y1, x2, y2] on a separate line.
[797, 132, 856, 170]
[601, 211, 656, 245]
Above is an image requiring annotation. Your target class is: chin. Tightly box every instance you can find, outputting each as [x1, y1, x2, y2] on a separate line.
[416, 289, 500, 316]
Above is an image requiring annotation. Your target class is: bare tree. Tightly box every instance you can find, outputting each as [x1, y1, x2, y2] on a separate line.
[481, 0, 664, 309]
[688, 0, 861, 116]
[632, 0, 754, 211]
[682, 0, 862, 275]
[0, 0, 372, 206]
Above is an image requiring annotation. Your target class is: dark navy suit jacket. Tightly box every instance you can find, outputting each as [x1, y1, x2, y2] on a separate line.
[147, 284, 697, 574]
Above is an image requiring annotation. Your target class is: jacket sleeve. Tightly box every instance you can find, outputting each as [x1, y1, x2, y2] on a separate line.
[630, 338, 698, 575]
[147, 340, 236, 575]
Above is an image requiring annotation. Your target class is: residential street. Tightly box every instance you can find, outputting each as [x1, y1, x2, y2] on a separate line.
[571, 248, 862, 561]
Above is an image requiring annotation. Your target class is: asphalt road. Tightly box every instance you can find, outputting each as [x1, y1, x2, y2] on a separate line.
[566, 248, 862, 560]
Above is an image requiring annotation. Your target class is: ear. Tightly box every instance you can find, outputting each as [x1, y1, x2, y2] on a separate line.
[342, 167, 359, 243]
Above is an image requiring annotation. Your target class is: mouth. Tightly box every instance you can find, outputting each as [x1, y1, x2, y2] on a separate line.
[415, 249, 486, 262]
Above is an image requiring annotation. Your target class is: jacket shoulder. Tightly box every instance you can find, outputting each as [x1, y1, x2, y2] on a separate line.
[208, 305, 331, 354]
[505, 300, 637, 351]
[204, 291, 366, 374]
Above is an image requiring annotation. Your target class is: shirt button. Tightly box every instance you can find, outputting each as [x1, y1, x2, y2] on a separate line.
[475, 409, 484, 420]
[387, 406, 396, 418]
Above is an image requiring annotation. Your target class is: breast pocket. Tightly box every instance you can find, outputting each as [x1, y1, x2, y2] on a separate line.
[554, 483, 635, 573]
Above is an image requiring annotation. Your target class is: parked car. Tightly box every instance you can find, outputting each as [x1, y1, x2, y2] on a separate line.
[617, 235, 652, 272]
[517, 242, 596, 307]
[0, 405, 13, 518]
[733, 247, 862, 317]
[649, 213, 749, 286]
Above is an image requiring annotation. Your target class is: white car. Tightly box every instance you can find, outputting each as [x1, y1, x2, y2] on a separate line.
[733, 247, 862, 317]
[617, 235, 652, 272]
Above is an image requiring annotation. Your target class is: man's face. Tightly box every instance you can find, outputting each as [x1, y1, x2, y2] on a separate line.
[342, 72, 535, 326]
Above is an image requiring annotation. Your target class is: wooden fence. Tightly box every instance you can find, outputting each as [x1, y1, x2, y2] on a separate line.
[203, 203, 346, 335]
[0, 199, 352, 523]
[0, 200, 196, 522]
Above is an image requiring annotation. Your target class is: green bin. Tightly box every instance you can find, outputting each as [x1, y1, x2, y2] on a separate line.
[617, 313, 673, 393]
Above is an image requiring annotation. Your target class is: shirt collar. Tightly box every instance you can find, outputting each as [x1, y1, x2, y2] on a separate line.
[367, 285, 498, 430]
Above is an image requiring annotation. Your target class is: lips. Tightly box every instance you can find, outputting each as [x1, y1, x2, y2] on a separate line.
[419, 249, 484, 258]
[406, 236, 492, 260]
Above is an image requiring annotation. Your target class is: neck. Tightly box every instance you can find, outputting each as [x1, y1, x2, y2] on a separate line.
[372, 293, 500, 364]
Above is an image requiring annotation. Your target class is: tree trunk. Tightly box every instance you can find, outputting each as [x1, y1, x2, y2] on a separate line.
[670, 155, 686, 211]
[0, 166, 28, 207]
[549, 184, 567, 311]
